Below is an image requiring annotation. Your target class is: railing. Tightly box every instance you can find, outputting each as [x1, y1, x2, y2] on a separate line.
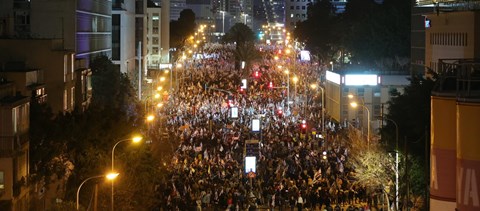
[433, 59, 480, 99]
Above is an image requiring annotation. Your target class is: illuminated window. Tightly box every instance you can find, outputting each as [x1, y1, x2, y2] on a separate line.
[64, 90, 68, 110]
[0, 171, 4, 192]
[71, 54, 74, 81]
[71, 87, 75, 109]
[64, 55, 67, 82]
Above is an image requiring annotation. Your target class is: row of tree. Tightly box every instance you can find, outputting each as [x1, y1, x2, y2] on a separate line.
[294, 0, 411, 71]
[29, 56, 163, 210]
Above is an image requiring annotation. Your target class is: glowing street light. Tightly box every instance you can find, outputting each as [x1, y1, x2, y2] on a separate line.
[111, 135, 142, 210]
[350, 101, 371, 147]
[77, 173, 119, 210]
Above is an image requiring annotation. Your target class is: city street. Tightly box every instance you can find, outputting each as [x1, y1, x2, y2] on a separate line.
[146, 44, 390, 211]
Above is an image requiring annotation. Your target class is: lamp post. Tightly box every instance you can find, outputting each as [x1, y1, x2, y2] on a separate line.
[292, 76, 298, 106]
[284, 69, 290, 114]
[330, 61, 333, 71]
[77, 173, 119, 210]
[220, 11, 225, 35]
[242, 13, 247, 25]
[111, 136, 143, 211]
[311, 84, 325, 133]
[350, 101, 370, 148]
[382, 116, 399, 211]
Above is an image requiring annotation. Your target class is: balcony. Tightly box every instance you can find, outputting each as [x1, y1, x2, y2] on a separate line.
[0, 134, 28, 157]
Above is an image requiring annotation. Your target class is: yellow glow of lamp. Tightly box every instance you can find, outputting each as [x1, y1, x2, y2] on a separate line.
[106, 172, 119, 180]
[146, 115, 155, 121]
[350, 102, 358, 108]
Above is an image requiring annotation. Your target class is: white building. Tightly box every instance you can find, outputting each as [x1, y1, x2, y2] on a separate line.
[112, 0, 137, 74]
[146, 5, 162, 68]
[324, 70, 410, 135]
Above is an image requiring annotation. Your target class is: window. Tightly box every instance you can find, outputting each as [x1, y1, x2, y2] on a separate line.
[296, 6, 300, 9]
[302, 6, 306, 9]
[64, 55, 67, 82]
[71, 87, 75, 109]
[357, 88, 364, 96]
[71, 54, 74, 81]
[64, 90, 68, 111]
[0, 171, 4, 192]
[290, 6, 294, 9]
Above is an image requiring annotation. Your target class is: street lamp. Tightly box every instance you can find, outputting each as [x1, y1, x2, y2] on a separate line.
[111, 136, 143, 211]
[292, 76, 298, 105]
[77, 173, 119, 210]
[220, 11, 226, 35]
[311, 84, 325, 133]
[382, 116, 399, 211]
[242, 13, 248, 25]
[350, 101, 370, 147]
[330, 61, 333, 71]
[284, 69, 290, 113]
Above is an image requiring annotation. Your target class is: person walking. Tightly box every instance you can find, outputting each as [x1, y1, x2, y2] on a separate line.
[297, 192, 305, 211]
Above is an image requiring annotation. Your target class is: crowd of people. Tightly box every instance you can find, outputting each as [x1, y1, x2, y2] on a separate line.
[153, 44, 384, 211]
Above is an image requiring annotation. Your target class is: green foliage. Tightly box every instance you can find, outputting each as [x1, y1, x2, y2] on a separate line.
[346, 129, 395, 190]
[342, 0, 411, 66]
[222, 23, 255, 45]
[28, 55, 160, 208]
[234, 42, 260, 70]
[294, 0, 337, 62]
[170, 9, 197, 50]
[114, 145, 161, 209]
[383, 75, 434, 157]
[296, 0, 411, 67]
[380, 74, 433, 210]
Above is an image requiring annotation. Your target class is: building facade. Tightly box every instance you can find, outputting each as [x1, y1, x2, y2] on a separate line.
[324, 70, 410, 136]
[112, 0, 137, 75]
[0, 39, 82, 114]
[30, 0, 112, 66]
[0, 81, 30, 211]
[146, 5, 162, 68]
[418, 3, 480, 210]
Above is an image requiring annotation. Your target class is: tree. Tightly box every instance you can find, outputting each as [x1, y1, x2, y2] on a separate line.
[222, 23, 255, 45]
[345, 129, 395, 208]
[342, 0, 411, 67]
[28, 56, 158, 210]
[294, 0, 337, 62]
[170, 9, 197, 51]
[222, 23, 255, 70]
[234, 42, 260, 71]
[380, 75, 435, 210]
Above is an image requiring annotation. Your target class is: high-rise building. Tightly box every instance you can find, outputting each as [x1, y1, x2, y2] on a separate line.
[112, 0, 137, 74]
[30, 0, 112, 66]
[153, 0, 186, 21]
[146, 3, 162, 68]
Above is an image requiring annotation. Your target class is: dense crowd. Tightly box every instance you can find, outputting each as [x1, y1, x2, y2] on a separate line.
[154, 44, 384, 211]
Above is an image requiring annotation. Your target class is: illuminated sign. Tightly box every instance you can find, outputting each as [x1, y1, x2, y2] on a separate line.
[231, 107, 238, 118]
[252, 119, 260, 132]
[245, 156, 256, 173]
[241, 79, 247, 89]
[345, 74, 378, 86]
[300, 50, 311, 61]
[326, 71, 341, 85]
